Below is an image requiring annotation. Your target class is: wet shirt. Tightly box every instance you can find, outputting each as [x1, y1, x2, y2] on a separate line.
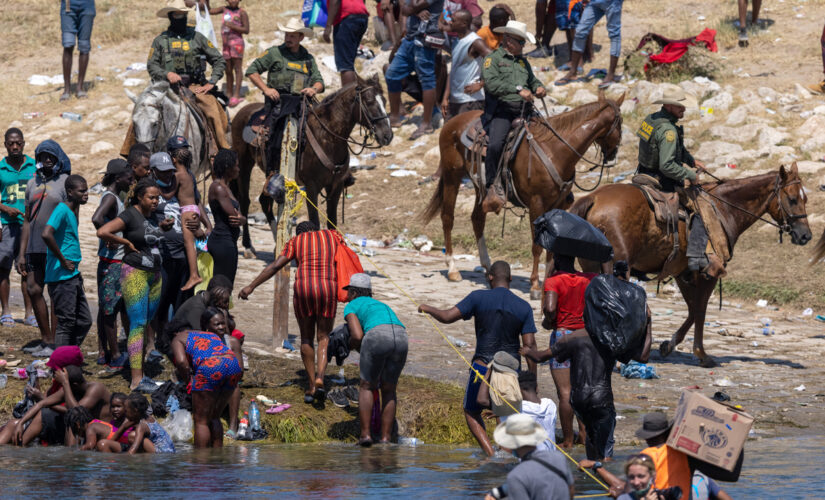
[504, 448, 574, 500]
[25, 173, 68, 254]
[551, 330, 615, 411]
[147, 28, 225, 84]
[44, 202, 81, 284]
[344, 296, 404, 333]
[482, 47, 541, 103]
[543, 271, 597, 330]
[0, 155, 36, 225]
[245, 44, 324, 94]
[455, 287, 536, 365]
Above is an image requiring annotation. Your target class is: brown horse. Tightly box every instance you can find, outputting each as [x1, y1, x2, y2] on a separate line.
[230, 74, 393, 253]
[422, 93, 624, 298]
[569, 164, 812, 366]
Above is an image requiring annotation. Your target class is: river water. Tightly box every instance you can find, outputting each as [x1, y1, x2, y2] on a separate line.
[0, 436, 821, 498]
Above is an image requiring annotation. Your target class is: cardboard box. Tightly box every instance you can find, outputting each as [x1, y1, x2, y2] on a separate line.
[667, 390, 753, 472]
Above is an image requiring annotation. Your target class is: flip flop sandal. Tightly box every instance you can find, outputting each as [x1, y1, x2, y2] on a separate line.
[304, 393, 315, 404]
[24, 316, 38, 327]
[266, 403, 291, 414]
[358, 437, 374, 447]
[1, 314, 14, 327]
[409, 128, 433, 141]
[555, 76, 576, 86]
[390, 115, 410, 129]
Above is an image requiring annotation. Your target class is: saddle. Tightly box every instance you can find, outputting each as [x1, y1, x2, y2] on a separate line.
[178, 87, 217, 160]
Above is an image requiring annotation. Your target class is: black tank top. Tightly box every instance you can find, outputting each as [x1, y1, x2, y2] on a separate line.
[209, 198, 240, 241]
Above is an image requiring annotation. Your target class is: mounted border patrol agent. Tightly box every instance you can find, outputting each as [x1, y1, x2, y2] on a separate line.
[635, 88, 727, 279]
[480, 20, 547, 214]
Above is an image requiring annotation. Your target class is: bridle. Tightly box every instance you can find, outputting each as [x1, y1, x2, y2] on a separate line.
[137, 90, 185, 147]
[699, 173, 807, 242]
[306, 84, 390, 156]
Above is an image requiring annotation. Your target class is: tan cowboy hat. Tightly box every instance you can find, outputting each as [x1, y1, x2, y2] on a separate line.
[654, 88, 698, 108]
[493, 20, 536, 46]
[493, 414, 548, 450]
[156, 0, 193, 18]
[278, 18, 315, 37]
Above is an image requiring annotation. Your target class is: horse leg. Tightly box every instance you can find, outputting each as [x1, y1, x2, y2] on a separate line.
[691, 277, 719, 368]
[471, 199, 491, 272]
[325, 182, 344, 230]
[440, 175, 462, 282]
[304, 185, 322, 229]
[660, 276, 697, 358]
[528, 200, 547, 300]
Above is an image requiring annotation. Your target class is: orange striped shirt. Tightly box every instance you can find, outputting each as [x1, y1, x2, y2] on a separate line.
[281, 229, 342, 318]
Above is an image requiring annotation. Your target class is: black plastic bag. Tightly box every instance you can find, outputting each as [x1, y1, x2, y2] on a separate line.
[689, 451, 744, 482]
[533, 209, 614, 263]
[583, 274, 647, 363]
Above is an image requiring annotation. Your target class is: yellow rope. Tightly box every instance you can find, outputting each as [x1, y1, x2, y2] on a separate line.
[283, 179, 611, 492]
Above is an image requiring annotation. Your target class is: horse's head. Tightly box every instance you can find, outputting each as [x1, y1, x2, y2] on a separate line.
[127, 81, 175, 147]
[354, 74, 393, 146]
[767, 163, 812, 245]
[594, 91, 624, 164]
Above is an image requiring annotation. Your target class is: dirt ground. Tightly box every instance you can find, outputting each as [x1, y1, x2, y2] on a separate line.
[1, 0, 825, 448]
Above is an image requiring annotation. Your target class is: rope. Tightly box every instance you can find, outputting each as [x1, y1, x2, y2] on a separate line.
[282, 179, 611, 493]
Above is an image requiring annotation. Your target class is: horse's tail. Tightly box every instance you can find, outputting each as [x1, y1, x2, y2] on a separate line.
[568, 193, 595, 221]
[810, 229, 825, 265]
[421, 176, 445, 224]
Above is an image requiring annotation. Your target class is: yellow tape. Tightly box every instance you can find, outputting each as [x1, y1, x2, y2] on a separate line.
[284, 178, 610, 492]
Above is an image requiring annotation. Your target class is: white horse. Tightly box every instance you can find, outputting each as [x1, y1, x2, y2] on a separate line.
[124, 81, 209, 176]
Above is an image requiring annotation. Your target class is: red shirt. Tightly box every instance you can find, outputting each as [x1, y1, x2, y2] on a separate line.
[330, 0, 369, 25]
[543, 271, 597, 330]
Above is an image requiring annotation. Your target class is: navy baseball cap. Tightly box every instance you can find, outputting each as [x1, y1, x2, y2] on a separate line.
[166, 135, 190, 151]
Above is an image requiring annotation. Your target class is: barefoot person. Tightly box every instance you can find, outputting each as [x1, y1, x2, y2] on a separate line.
[419, 260, 537, 456]
[207, 149, 245, 286]
[0, 128, 35, 327]
[171, 307, 242, 448]
[240, 221, 341, 403]
[101, 393, 175, 454]
[97, 177, 174, 391]
[167, 136, 205, 292]
[59, 0, 96, 100]
[343, 273, 408, 446]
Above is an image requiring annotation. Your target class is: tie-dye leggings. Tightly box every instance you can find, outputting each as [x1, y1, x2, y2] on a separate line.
[121, 263, 162, 371]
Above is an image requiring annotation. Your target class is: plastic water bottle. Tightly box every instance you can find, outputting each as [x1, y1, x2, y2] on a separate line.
[248, 400, 261, 432]
[237, 413, 249, 440]
[60, 112, 82, 122]
[0, 374, 7, 389]
[400, 437, 420, 446]
[23, 112, 44, 119]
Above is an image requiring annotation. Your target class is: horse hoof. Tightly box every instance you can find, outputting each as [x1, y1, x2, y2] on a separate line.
[659, 341, 674, 358]
[447, 271, 462, 282]
[243, 247, 257, 259]
[698, 356, 717, 368]
[529, 289, 542, 301]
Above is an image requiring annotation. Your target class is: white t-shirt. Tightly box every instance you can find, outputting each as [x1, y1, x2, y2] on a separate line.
[503, 398, 559, 454]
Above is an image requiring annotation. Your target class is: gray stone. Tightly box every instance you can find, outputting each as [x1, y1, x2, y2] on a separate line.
[797, 115, 825, 137]
[794, 83, 813, 100]
[709, 124, 761, 142]
[630, 80, 658, 104]
[90, 141, 114, 154]
[695, 141, 743, 165]
[679, 77, 720, 101]
[570, 89, 598, 105]
[757, 126, 788, 147]
[424, 146, 440, 166]
[800, 135, 825, 153]
[757, 86, 779, 103]
[91, 119, 110, 133]
[620, 99, 636, 114]
[702, 91, 733, 111]
[794, 161, 825, 174]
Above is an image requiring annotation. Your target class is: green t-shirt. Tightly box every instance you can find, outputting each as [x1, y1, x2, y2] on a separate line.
[44, 202, 81, 284]
[343, 296, 404, 334]
[0, 155, 36, 225]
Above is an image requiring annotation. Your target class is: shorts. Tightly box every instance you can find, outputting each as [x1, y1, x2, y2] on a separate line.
[25, 252, 46, 274]
[385, 38, 437, 93]
[360, 324, 408, 385]
[447, 100, 484, 121]
[98, 259, 123, 316]
[333, 14, 369, 73]
[60, 4, 95, 54]
[293, 279, 337, 319]
[549, 329, 574, 369]
[222, 36, 245, 60]
[40, 407, 67, 445]
[0, 224, 22, 270]
[555, 0, 583, 30]
[191, 354, 243, 392]
[575, 405, 615, 460]
[462, 361, 489, 413]
[180, 205, 201, 216]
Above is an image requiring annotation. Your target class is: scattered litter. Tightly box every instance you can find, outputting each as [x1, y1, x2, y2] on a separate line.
[349, 157, 360, 167]
[816, 315, 825, 322]
[712, 391, 731, 402]
[256, 395, 277, 406]
[765, 108, 776, 114]
[330, 368, 346, 385]
[756, 299, 768, 307]
[794, 384, 806, 392]
[454, 254, 475, 261]
[390, 169, 418, 177]
[387, 164, 402, 170]
[713, 378, 735, 387]
[89, 182, 105, 194]
[60, 112, 82, 122]
[28, 74, 63, 86]
[122, 78, 145, 87]
[22, 112, 44, 119]
[751, 341, 759, 347]
[322, 55, 338, 72]
[410, 139, 427, 149]
[447, 336, 469, 347]
[619, 361, 659, 379]
[802, 308, 813, 316]
[697, 15, 706, 21]
[125, 62, 147, 71]
[399, 437, 421, 446]
[616, 415, 626, 420]
[647, 292, 657, 299]
[700, 107, 713, 116]
[0, 373, 6, 389]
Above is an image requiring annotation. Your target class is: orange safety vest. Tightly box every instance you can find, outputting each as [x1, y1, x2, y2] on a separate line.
[641, 444, 692, 497]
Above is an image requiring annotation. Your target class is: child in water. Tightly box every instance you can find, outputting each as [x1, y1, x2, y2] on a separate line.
[66, 405, 121, 451]
[210, 0, 249, 107]
[100, 393, 175, 454]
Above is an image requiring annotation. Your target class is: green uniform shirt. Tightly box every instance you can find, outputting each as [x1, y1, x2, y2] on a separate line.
[245, 44, 324, 95]
[636, 109, 696, 182]
[0, 155, 36, 225]
[147, 28, 225, 85]
[481, 47, 541, 104]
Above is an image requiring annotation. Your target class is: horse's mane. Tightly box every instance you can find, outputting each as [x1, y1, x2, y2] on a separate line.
[315, 83, 358, 116]
[528, 100, 608, 141]
[709, 171, 776, 196]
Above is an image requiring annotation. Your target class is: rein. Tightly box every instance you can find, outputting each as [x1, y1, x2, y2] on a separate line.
[305, 85, 389, 156]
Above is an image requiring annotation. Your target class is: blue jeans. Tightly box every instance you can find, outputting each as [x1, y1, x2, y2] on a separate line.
[60, 1, 96, 53]
[573, 0, 623, 58]
[385, 38, 437, 92]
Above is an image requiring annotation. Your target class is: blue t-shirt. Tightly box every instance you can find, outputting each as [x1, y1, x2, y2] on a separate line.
[456, 287, 536, 364]
[344, 296, 404, 334]
[0, 155, 36, 225]
[44, 202, 81, 283]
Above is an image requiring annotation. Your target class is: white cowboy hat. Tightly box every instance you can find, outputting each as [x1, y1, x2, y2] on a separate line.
[493, 20, 536, 46]
[493, 414, 548, 450]
[278, 18, 315, 37]
[654, 88, 698, 108]
[156, 0, 193, 18]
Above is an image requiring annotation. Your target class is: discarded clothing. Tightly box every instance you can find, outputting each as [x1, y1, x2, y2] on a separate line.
[619, 360, 659, 379]
[634, 29, 717, 67]
[328, 323, 352, 366]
